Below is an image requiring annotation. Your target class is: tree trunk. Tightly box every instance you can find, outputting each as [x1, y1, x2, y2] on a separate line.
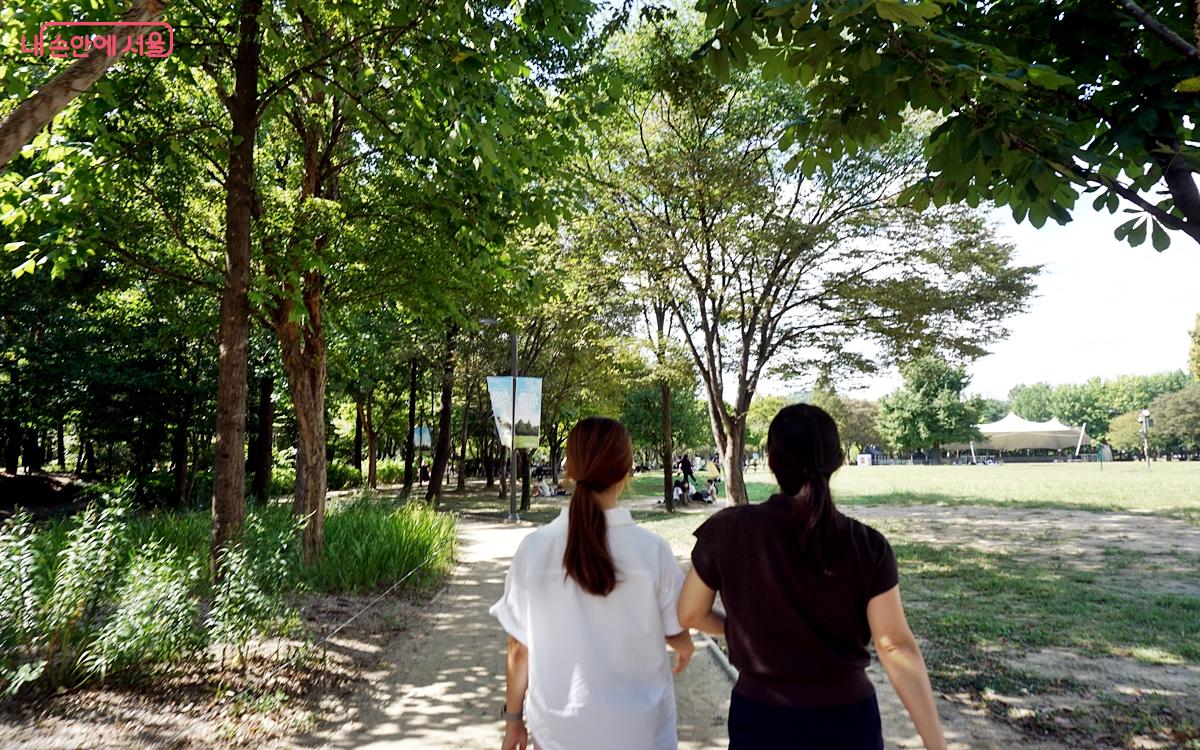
[84, 439, 96, 475]
[366, 388, 378, 490]
[353, 395, 364, 472]
[250, 375, 274, 502]
[277, 308, 327, 564]
[211, 0, 262, 579]
[932, 443, 943, 465]
[723, 423, 748, 505]
[456, 382, 473, 492]
[3, 422, 18, 475]
[661, 380, 674, 512]
[56, 418, 65, 471]
[498, 445, 508, 498]
[0, 0, 167, 170]
[425, 325, 458, 508]
[519, 449, 531, 511]
[171, 400, 191, 506]
[484, 433, 496, 487]
[546, 422, 560, 484]
[403, 359, 417, 494]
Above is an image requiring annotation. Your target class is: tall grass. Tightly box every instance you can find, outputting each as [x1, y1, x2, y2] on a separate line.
[0, 487, 457, 697]
[303, 498, 456, 592]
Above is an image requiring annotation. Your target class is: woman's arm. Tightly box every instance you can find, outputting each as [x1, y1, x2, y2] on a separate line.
[677, 568, 726, 636]
[665, 630, 695, 673]
[501, 635, 529, 750]
[867, 585, 946, 750]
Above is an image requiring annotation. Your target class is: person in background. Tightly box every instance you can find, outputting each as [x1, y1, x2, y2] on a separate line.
[535, 477, 553, 497]
[491, 417, 693, 750]
[678, 404, 946, 750]
[706, 478, 719, 504]
[680, 454, 696, 486]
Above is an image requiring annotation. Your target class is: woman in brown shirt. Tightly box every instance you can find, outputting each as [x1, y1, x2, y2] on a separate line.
[678, 404, 946, 750]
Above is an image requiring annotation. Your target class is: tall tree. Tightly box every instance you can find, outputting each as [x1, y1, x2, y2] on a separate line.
[587, 19, 1037, 503]
[877, 356, 981, 461]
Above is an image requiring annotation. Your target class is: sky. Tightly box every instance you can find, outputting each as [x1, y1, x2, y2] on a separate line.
[761, 204, 1200, 402]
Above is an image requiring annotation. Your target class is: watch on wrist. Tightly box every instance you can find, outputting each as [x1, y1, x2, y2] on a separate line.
[501, 703, 523, 722]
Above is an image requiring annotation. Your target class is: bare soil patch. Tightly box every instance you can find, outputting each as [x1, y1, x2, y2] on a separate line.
[0, 592, 433, 749]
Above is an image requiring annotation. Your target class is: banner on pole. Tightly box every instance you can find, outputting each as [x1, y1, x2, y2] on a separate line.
[486, 376, 542, 449]
[412, 426, 432, 449]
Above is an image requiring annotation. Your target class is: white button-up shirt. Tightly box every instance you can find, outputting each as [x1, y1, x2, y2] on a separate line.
[490, 506, 685, 750]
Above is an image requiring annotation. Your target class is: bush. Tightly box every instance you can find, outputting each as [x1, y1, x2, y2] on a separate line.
[326, 460, 363, 491]
[0, 486, 298, 696]
[84, 543, 204, 679]
[376, 459, 405, 485]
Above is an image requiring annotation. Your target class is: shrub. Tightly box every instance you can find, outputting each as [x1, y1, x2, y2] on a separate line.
[207, 515, 298, 662]
[83, 543, 204, 679]
[376, 459, 405, 485]
[326, 460, 363, 491]
[267, 465, 297, 498]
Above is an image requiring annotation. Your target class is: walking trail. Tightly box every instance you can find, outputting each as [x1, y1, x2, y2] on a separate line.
[308, 515, 1064, 750]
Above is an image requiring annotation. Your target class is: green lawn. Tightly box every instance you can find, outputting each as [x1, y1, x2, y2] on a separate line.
[634, 462, 1200, 517]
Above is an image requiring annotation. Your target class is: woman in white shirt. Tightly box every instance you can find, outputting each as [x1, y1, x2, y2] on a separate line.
[490, 417, 693, 750]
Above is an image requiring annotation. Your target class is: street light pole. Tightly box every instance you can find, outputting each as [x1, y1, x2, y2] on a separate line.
[508, 332, 519, 523]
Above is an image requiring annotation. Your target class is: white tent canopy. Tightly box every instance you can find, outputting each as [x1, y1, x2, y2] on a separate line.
[973, 412, 1092, 451]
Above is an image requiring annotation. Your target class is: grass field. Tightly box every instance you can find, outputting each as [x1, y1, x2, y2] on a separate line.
[622, 463, 1200, 749]
[633, 461, 1200, 517]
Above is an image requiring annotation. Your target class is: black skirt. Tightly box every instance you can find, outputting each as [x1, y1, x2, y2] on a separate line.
[727, 689, 884, 750]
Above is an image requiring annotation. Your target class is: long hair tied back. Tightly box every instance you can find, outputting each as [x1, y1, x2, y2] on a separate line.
[563, 417, 632, 596]
[767, 404, 845, 568]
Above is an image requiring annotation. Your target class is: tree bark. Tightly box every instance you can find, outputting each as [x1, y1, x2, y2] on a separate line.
[484, 432, 496, 487]
[171, 399, 190, 506]
[723, 420, 748, 505]
[211, 0, 262, 578]
[519, 449, 531, 511]
[3, 422, 18, 475]
[353, 395, 363, 472]
[425, 325, 458, 507]
[0, 0, 167, 170]
[276, 300, 327, 564]
[661, 380, 674, 512]
[403, 359, 417, 493]
[250, 375, 273, 502]
[366, 388, 378, 490]
[456, 382, 473, 492]
[56, 418, 65, 471]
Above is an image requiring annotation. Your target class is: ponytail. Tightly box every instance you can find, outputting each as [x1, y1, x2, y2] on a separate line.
[564, 480, 617, 596]
[792, 473, 837, 569]
[767, 404, 844, 571]
[562, 418, 631, 597]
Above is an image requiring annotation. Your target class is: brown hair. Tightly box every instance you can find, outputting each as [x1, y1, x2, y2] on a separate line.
[767, 404, 845, 570]
[563, 417, 632, 596]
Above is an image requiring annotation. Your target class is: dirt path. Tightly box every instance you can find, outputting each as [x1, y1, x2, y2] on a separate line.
[304, 518, 731, 750]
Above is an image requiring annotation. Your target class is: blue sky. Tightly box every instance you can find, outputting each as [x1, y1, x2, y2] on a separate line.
[765, 204, 1200, 401]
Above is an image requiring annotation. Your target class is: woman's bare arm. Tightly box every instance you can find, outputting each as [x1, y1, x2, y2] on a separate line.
[501, 636, 529, 750]
[867, 585, 946, 750]
[677, 568, 726, 636]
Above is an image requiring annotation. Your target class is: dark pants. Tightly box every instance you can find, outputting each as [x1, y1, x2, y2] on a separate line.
[728, 690, 884, 750]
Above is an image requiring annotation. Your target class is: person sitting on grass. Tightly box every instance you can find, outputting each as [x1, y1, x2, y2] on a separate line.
[491, 417, 694, 750]
[678, 404, 947, 750]
[535, 478, 553, 497]
[672, 480, 685, 506]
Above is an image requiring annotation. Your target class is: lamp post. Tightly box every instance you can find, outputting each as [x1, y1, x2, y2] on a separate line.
[481, 319, 519, 522]
[1137, 408, 1153, 468]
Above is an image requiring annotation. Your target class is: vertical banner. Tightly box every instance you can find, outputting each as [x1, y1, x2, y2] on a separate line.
[412, 426, 431, 449]
[487, 376, 542, 449]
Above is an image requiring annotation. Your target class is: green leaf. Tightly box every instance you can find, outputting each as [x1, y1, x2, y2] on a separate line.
[1127, 219, 1147, 247]
[11, 258, 35, 277]
[1150, 220, 1170, 251]
[1174, 76, 1200, 93]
